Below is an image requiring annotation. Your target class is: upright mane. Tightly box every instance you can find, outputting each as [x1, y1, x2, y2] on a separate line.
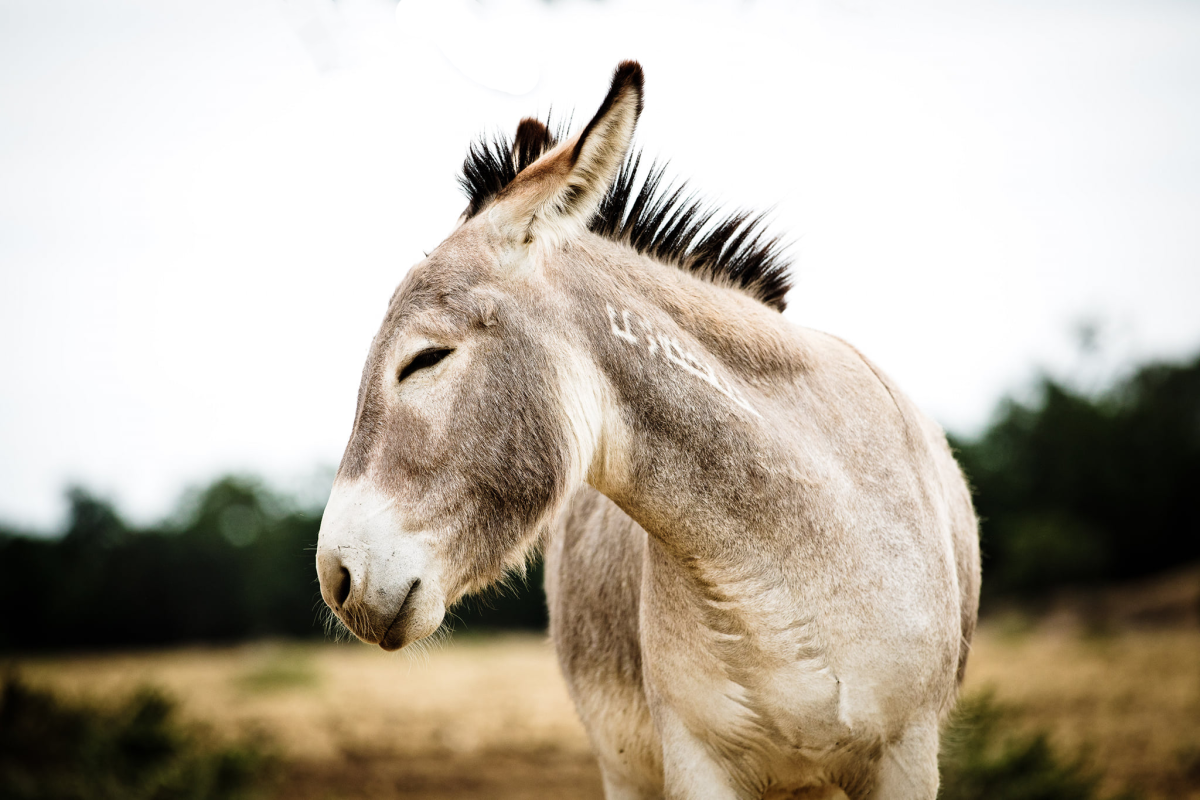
[458, 119, 793, 312]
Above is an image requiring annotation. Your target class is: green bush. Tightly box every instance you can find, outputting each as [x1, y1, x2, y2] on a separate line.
[940, 692, 1130, 800]
[0, 674, 271, 800]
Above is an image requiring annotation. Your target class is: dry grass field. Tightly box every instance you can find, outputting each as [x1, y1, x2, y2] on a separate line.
[10, 622, 1200, 800]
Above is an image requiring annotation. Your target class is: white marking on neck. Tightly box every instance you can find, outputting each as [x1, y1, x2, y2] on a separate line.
[607, 303, 639, 345]
[605, 304, 760, 417]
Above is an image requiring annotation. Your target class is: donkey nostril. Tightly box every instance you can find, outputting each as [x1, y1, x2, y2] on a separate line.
[334, 566, 352, 606]
[317, 550, 356, 610]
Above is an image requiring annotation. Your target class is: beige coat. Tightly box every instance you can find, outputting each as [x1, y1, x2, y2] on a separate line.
[315, 62, 981, 800]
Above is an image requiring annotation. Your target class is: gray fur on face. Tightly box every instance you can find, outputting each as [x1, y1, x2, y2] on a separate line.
[317, 61, 981, 799]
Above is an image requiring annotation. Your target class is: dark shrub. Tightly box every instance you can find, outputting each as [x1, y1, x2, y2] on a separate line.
[0, 673, 270, 800]
[940, 691, 1131, 800]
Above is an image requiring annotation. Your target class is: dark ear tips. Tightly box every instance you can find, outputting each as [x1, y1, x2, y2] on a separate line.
[612, 60, 645, 112]
[515, 117, 550, 140]
[573, 60, 646, 164]
[513, 117, 555, 172]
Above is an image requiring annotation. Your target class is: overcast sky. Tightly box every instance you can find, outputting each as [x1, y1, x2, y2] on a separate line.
[2, 0, 1198, 530]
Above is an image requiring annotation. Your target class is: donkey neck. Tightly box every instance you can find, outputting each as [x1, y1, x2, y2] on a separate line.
[550, 236, 815, 562]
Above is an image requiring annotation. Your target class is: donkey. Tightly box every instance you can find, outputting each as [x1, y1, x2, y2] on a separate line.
[316, 61, 981, 800]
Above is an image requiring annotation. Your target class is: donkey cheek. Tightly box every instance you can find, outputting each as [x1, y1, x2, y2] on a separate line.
[376, 411, 443, 479]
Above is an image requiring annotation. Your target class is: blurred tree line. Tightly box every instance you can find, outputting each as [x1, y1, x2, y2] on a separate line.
[0, 479, 322, 651]
[1, 352, 1196, 651]
[951, 352, 1200, 597]
[0, 478, 545, 652]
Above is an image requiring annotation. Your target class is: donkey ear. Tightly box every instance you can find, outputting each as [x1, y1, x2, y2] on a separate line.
[495, 61, 644, 246]
[512, 117, 555, 172]
[558, 60, 644, 224]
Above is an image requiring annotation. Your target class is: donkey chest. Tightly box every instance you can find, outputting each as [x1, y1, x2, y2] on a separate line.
[638, 568, 884, 762]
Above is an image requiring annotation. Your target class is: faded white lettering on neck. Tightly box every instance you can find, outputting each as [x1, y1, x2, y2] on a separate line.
[608, 305, 639, 345]
[605, 303, 759, 416]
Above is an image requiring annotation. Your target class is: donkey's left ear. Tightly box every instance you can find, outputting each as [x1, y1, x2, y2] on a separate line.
[495, 61, 644, 245]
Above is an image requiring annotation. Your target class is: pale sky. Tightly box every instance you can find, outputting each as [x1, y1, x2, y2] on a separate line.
[2, 0, 1198, 530]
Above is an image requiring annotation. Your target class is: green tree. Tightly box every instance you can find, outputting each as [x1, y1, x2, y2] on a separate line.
[952, 354, 1200, 596]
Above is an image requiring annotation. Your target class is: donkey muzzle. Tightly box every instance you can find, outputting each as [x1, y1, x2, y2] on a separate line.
[316, 479, 446, 650]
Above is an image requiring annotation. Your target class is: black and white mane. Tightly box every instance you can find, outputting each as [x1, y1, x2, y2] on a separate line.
[458, 118, 793, 312]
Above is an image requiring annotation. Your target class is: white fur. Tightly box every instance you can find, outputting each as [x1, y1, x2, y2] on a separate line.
[317, 476, 447, 647]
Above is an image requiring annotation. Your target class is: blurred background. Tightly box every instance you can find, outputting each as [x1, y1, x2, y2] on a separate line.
[1, 1, 1197, 798]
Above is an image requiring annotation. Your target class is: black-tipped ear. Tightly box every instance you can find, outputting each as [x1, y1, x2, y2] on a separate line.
[513, 117, 555, 173]
[548, 60, 644, 225]
[572, 61, 644, 168]
[488, 61, 645, 247]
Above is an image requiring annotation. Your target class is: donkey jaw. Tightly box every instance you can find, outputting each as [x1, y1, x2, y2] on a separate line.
[316, 478, 447, 650]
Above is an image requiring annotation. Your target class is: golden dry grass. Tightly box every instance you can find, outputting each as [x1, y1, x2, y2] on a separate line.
[963, 621, 1200, 799]
[14, 633, 602, 799]
[11, 623, 1200, 799]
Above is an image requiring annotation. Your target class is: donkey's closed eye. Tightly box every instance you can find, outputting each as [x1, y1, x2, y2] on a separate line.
[398, 348, 453, 384]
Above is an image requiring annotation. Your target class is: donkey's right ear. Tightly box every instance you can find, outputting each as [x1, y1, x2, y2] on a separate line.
[492, 61, 644, 248]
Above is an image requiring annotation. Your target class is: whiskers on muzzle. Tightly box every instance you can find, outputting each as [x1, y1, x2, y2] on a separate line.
[318, 597, 451, 664]
[319, 603, 354, 642]
[317, 596, 380, 644]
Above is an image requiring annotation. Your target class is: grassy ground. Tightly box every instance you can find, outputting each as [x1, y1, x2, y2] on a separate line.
[9, 623, 1199, 800]
[964, 621, 1200, 799]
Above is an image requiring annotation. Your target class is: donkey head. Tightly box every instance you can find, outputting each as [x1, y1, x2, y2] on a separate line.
[315, 62, 643, 650]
